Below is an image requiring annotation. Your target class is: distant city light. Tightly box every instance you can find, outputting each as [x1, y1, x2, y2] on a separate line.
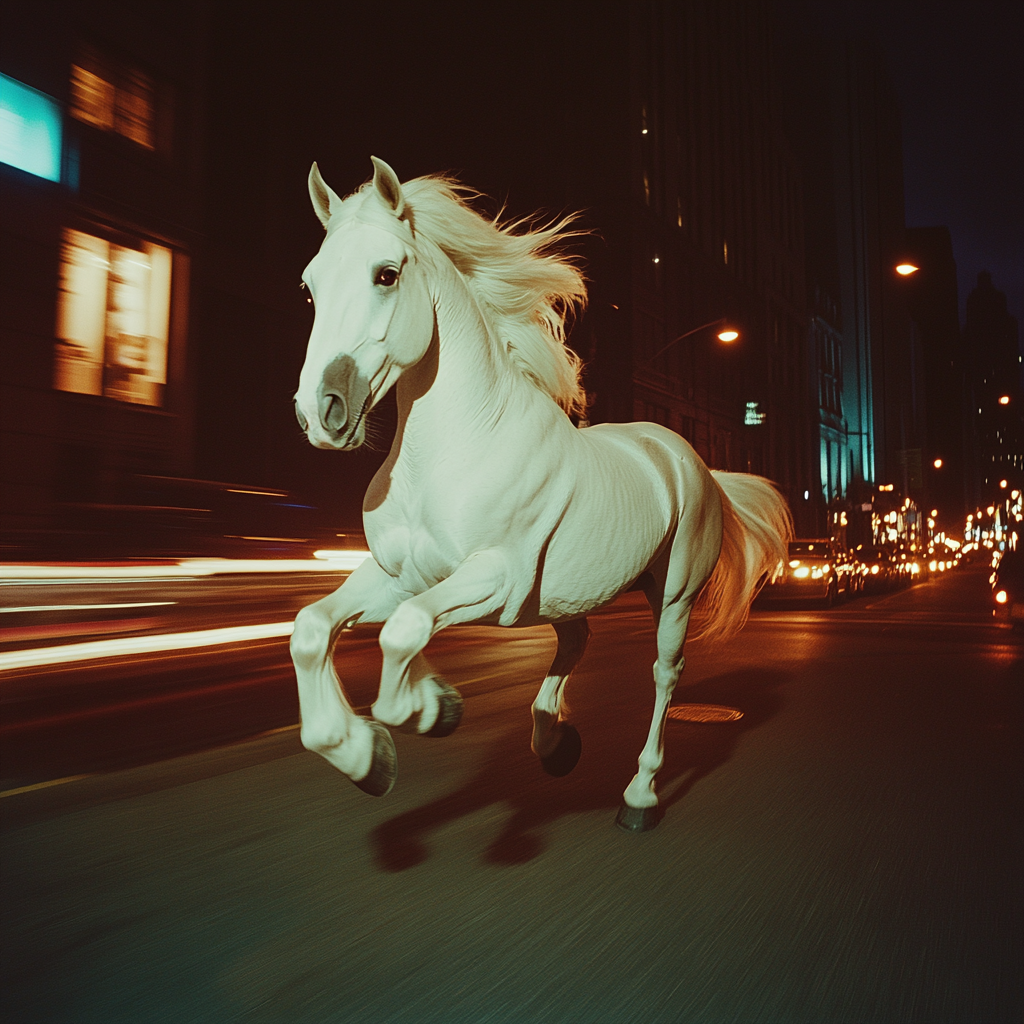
[895, 263, 919, 276]
[998, 395, 1010, 405]
[1000, 479, 1008, 488]
[933, 458, 943, 469]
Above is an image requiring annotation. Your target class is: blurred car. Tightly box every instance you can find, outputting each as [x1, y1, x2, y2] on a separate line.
[855, 545, 898, 593]
[762, 539, 858, 607]
[992, 548, 1024, 629]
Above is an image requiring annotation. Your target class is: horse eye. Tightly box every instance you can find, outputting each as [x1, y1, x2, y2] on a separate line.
[375, 267, 399, 287]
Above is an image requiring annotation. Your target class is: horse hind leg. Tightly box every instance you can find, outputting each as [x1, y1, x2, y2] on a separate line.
[531, 618, 589, 777]
[616, 577, 690, 832]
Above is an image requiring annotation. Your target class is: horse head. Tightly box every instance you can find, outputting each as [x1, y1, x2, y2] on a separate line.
[295, 157, 435, 450]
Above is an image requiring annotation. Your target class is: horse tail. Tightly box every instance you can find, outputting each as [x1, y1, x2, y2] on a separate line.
[692, 472, 793, 642]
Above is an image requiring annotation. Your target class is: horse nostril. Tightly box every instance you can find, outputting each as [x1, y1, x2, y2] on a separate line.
[294, 401, 309, 432]
[318, 391, 348, 433]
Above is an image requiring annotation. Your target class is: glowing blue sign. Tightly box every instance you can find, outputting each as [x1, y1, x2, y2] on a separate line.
[744, 401, 766, 426]
[0, 73, 63, 182]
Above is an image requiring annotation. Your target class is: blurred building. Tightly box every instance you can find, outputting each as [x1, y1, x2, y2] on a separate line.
[0, 3, 208, 556]
[901, 226, 968, 526]
[962, 271, 1023, 506]
[778, 26, 921, 544]
[610, 2, 814, 529]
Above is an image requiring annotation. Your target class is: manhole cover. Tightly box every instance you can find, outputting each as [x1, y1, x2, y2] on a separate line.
[667, 704, 744, 723]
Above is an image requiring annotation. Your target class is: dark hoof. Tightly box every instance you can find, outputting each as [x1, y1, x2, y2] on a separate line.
[352, 720, 397, 797]
[615, 803, 661, 833]
[425, 680, 464, 738]
[541, 723, 582, 777]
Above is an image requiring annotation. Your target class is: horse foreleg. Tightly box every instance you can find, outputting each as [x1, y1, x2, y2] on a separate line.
[531, 618, 589, 775]
[372, 550, 509, 734]
[290, 557, 401, 795]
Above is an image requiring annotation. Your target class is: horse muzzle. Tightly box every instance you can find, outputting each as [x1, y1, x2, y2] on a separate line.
[295, 354, 371, 450]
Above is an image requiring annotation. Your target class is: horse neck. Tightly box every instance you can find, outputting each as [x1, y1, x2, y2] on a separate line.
[395, 255, 515, 448]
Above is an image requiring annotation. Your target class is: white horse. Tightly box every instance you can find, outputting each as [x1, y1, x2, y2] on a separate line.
[291, 157, 792, 832]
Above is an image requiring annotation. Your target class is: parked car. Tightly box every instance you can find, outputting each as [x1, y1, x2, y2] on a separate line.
[992, 547, 1024, 629]
[761, 538, 858, 608]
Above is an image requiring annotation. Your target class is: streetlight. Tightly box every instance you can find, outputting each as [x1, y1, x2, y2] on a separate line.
[648, 317, 740, 363]
[998, 395, 1010, 405]
[643, 317, 743, 467]
[895, 263, 919, 276]
[933, 457, 943, 469]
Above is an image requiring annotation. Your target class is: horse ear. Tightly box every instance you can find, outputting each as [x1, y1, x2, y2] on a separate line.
[370, 156, 406, 219]
[309, 162, 341, 229]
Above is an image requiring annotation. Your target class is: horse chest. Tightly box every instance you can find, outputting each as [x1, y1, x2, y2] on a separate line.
[364, 515, 458, 593]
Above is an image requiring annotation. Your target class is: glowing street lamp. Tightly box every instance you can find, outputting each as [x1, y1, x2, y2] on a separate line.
[933, 457, 943, 469]
[998, 395, 1010, 405]
[895, 263, 919, 276]
[648, 317, 740, 363]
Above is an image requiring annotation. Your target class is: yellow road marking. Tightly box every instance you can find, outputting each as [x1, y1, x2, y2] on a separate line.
[0, 774, 94, 798]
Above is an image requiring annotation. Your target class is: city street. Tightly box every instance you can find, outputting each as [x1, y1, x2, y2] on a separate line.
[1, 564, 1020, 1023]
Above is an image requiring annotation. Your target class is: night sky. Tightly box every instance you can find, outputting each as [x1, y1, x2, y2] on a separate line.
[781, 0, 1024, 329]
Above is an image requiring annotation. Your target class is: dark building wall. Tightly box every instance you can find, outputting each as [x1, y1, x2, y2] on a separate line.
[902, 226, 967, 524]
[626, 1, 812, 526]
[962, 271, 1023, 505]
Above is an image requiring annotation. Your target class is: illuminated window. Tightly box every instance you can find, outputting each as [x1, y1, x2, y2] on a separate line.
[53, 228, 173, 406]
[70, 49, 156, 150]
[0, 72, 62, 181]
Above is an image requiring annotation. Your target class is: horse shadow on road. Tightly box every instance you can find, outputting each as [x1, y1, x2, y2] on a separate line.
[370, 667, 788, 871]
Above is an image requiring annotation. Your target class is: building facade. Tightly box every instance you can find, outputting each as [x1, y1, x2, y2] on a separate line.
[0, 2, 208, 555]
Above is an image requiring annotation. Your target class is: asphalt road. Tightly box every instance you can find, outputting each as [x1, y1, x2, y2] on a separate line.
[1, 566, 1021, 1023]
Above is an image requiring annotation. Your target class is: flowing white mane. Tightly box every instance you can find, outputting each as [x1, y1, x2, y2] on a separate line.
[351, 175, 588, 417]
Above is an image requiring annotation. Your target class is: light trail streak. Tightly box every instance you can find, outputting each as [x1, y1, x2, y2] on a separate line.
[0, 553, 372, 582]
[1, 602, 176, 614]
[0, 620, 295, 672]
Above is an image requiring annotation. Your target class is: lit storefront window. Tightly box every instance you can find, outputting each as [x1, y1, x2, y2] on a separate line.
[53, 228, 172, 406]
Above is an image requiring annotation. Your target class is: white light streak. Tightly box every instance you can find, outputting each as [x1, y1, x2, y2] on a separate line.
[0, 620, 295, 672]
[1, 602, 176, 614]
[0, 553, 372, 582]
